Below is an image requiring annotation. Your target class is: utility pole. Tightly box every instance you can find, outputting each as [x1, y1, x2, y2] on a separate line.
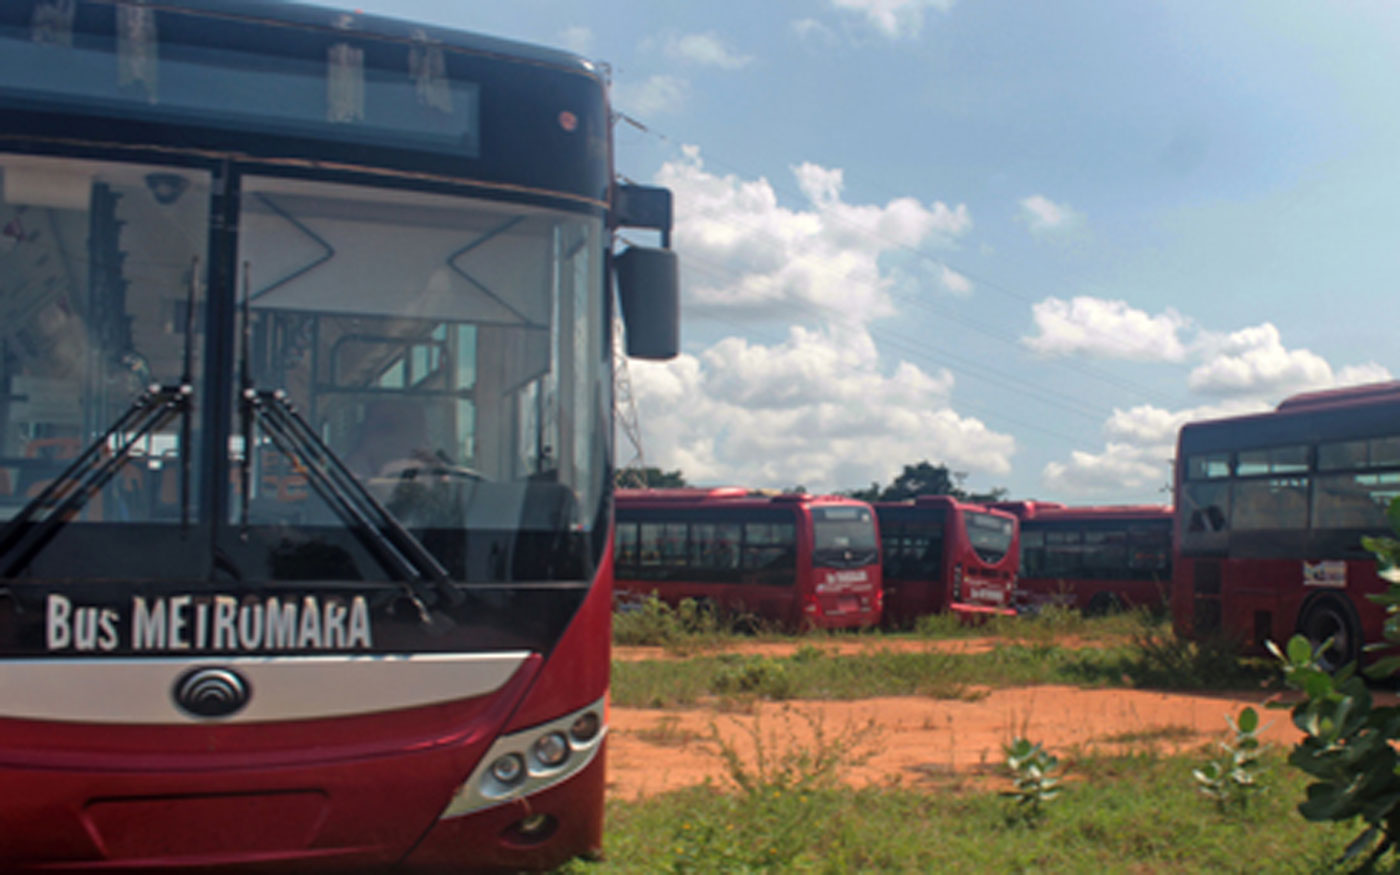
[613, 317, 649, 488]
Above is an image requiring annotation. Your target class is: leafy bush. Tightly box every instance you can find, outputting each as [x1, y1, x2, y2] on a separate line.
[712, 655, 794, 699]
[612, 594, 727, 648]
[1002, 737, 1062, 825]
[1193, 706, 1267, 813]
[1271, 497, 1400, 869]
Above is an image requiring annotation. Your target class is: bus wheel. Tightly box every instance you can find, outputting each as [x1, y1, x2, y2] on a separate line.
[1084, 593, 1122, 617]
[1299, 596, 1361, 674]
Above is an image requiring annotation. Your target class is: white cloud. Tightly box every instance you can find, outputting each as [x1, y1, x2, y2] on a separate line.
[792, 18, 838, 46]
[625, 151, 1007, 492]
[1042, 443, 1170, 497]
[664, 32, 752, 69]
[613, 75, 688, 115]
[939, 264, 973, 296]
[1018, 194, 1082, 236]
[1023, 296, 1190, 361]
[630, 325, 1015, 492]
[557, 26, 593, 54]
[830, 0, 957, 39]
[654, 145, 971, 324]
[1188, 322, 1392, 397]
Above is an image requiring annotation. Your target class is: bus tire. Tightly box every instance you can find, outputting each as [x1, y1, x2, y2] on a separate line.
[1299, 595, 1361, 674]
[1084, 592, 1122, 617]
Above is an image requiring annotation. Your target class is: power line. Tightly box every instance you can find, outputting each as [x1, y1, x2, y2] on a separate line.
[613, 109, 1195, 413]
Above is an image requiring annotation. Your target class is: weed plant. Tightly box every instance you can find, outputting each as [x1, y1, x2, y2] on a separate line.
[611, 595, 731, 650]
[1002, 737, 1063, 825]
[1192, 705, 1267, 814]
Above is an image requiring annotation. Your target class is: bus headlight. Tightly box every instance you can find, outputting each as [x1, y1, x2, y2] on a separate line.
[533, 732, 570, 768]
[570, 711, 600, 742]
[489, 753, 526, 786]
[439, 697, 607, 820]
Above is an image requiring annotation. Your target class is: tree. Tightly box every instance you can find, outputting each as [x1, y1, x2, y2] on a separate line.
[615, 466, 687, 488]
[845, 460, 1000, 502]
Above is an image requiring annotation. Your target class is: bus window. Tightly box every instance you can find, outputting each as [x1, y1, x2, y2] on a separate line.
[1313, 471, 1400, 529]
[1231, 477, 1308, 530]
[742, 520, 795, 585]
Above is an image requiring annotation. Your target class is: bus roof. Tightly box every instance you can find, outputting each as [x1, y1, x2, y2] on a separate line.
[990, 502, 1171, 521]
[156, 0, 596, 76]
[616, 487, 861, 506]
[874, 494, 1013, 513]
[1179, 380, 1400, 454]
[1275, 380, 1400, 412]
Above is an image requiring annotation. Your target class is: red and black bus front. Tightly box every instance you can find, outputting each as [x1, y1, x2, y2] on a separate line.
[0, 2, 681, 870]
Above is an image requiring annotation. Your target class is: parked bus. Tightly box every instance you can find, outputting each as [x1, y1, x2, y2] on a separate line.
[992, 502, 1172, 615]
[614, 488, 882, 629]
[0, 2, 678, 870]
[874, 495, 1018, 626]
[1172, 381, 1400, 672]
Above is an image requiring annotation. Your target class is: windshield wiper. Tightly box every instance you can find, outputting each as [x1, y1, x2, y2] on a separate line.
[0, 383, 191, 578]
[0, 260, 203, 578]
[236, 268, 457, 621]
[244, 388, 457, 612]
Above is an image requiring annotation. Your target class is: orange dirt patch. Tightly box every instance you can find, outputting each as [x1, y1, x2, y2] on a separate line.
[606, 686, 1304, 800]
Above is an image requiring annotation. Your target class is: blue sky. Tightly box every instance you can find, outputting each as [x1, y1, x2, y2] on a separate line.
[313, 0, 1399, 502]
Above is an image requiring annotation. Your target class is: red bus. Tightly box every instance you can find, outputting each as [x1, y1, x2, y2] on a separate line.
[614, 488, 883, 629]
[0, 2, 678, 871]
[874, 495, 1019, 626]
[992, 502, 1172, 615]
[1173, 381, 1400, 672]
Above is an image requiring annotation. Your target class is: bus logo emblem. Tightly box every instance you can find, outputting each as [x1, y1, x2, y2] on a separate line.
[173, 667, 251, 718]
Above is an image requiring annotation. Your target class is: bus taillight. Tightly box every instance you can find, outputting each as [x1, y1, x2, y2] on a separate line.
[952, 564, 964, 601]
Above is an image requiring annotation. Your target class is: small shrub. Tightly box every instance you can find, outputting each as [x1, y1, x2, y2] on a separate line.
[1002, 737, 1062, 825]
[612, 594, 725, 648]
[1193, 705, 1266, 813]
[713, 656, 793, 700]
[1125, 610, 1263, 689]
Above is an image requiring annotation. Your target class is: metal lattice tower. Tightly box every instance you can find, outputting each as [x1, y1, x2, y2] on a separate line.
[613, 317, 649, 488]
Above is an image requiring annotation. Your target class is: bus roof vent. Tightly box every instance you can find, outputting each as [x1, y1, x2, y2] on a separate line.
[1276, 380, 1400, 412]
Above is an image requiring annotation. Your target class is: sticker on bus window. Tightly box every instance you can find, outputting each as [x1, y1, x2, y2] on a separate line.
[1303, 560, 1346, 589]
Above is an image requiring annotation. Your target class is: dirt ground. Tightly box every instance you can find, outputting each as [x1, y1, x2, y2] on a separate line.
[606, 639, 1307, 800]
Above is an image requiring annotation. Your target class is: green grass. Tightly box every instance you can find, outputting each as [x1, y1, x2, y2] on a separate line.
[611, 638, 1274, 708]
[612, 598, 1153, 652]
[564, 749, 1367, 873]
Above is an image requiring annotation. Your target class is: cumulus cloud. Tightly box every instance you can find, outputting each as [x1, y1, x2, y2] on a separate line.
[624, 150, 1009, 492]
[1023, 297, 1190, 361]
[655, 145, 972, 324]
[663, 32, 752, 69]
[1018, 194, 1082, 236]
[1188, 322, 1392, 397]
[939, 264, 973, 296]
[1042, 443, 1171, 497]
[613, 75, 688, 115]
[792, 18, 838, 46]
[830, 0, 957, 39]
[556, 26, 593, 54]
[630, 325, 1015, 492]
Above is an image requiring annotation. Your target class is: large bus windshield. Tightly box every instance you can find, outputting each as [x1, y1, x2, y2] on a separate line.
[812, 504, 879, 567]
[964, 511, 1014, 563]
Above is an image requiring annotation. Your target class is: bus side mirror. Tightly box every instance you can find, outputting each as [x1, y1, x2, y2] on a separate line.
[615, 246, 679, 360]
